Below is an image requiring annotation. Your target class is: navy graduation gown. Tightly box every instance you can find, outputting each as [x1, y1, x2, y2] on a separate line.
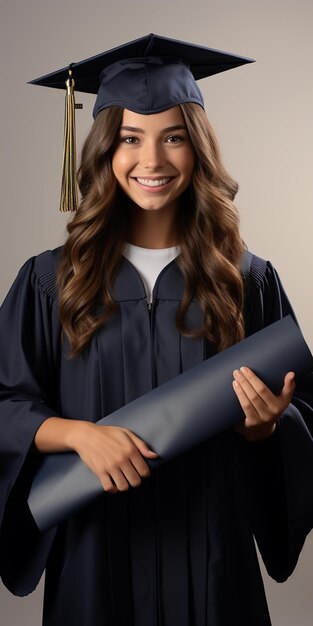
[0, 248, 313, 626]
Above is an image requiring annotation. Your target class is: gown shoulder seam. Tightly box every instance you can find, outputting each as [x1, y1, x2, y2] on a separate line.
[32, 247, 62, 301]
[242, 250, 269, 292]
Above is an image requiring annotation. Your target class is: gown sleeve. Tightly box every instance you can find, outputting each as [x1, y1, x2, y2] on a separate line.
[0, 253, 61, 594]
[239, 259, 313, 582]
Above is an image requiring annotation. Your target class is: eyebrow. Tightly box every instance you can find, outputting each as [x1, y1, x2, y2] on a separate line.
[120, 124, 188, 133]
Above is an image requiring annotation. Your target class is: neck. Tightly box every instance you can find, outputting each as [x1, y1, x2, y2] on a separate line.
[128, 205, 179, 249]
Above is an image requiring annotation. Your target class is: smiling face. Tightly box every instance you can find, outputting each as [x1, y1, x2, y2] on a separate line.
[112, 106, 195, 215]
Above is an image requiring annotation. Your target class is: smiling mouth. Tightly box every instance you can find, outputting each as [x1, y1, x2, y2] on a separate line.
[134, 177, 174, 188]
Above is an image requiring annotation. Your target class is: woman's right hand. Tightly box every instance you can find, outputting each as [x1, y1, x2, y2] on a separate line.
[34, 417, 158, 494]
[72, 422, 158, 494]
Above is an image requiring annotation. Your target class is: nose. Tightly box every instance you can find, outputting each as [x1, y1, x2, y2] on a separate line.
[141, 139, 165, 170]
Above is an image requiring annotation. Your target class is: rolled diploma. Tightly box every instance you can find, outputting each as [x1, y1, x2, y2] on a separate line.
[28, 315, 313, 531]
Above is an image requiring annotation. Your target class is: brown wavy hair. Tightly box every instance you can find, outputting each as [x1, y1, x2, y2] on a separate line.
[57, 103, 245, 357]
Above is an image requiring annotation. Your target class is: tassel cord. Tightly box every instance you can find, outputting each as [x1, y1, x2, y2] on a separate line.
[60, 70, 79, 212]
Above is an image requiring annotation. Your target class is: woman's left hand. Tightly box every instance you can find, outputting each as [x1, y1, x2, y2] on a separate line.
[233, 367, 296, 441]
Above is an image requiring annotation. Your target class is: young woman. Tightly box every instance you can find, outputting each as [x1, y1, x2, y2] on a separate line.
[0, 34, 312, 626]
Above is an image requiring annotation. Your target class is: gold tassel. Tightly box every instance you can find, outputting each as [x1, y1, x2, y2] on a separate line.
[60, 69, 78, 212]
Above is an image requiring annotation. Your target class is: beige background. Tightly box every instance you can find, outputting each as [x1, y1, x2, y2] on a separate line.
[1, 0, 312, 624]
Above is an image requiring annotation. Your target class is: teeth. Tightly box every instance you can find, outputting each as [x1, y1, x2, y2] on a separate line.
[136, 177, 171, 187]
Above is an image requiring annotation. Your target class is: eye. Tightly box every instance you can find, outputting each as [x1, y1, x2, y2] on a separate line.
[120, 136, 139, 145]
[165, 135, 184, 144]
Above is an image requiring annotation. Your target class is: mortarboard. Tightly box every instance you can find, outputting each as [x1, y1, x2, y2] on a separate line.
[29, 33, 254, 211]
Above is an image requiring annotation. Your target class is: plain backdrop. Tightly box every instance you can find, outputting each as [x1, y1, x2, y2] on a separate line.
[1, 1, 312, 625]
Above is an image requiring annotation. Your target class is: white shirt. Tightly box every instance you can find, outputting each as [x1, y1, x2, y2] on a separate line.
[123, 243, 180, 303]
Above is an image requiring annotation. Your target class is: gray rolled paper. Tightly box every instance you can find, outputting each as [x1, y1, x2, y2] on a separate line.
[28, 315, 313, 531]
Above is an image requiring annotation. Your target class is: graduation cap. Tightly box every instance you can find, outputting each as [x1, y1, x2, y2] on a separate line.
[29, 33, 254, 211]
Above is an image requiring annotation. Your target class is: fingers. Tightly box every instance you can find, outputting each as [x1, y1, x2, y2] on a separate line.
[128, 431, 158, 458]
[103, 460, 144, 493]
[98, 428, 158, 495]
[233, 367, 275, 423]
[101, 474, 118, 494]
[233, 367, 295, 441]
[280, 371, 296, 403]
[233, 367, 295, 417]
[110, 431, 158, 490]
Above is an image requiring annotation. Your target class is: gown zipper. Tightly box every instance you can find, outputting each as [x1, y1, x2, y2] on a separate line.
[147, 299, 156, 389]
[146, 296, 161, 625]
[122, 256, 179, 626]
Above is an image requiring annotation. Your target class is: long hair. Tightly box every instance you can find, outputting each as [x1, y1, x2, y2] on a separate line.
[57, 103, 245, 357]
[176, 103, 245, 350]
